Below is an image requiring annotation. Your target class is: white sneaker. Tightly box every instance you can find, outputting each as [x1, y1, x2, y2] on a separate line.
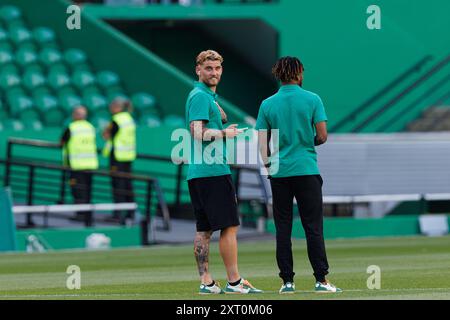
[315, 281, 342, 293]
[199, 281, 224, 294]
[279, 282, 296, 294]
[225, 279, 263, 294]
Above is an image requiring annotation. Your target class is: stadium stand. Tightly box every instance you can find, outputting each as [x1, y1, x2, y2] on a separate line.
[0, 4, 172, 131]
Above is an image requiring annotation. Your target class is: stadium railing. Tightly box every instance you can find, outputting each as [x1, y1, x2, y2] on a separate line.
[3, 137, 269, 228]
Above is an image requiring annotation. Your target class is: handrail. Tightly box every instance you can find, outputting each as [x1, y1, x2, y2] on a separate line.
[352, 54, 450, 132]
[4, 137, 270, 221]
[0, 157, 171, 237]
[330, 55, 433, 132]
[426, 90, 450, 130]
[376, 73, 450, 132]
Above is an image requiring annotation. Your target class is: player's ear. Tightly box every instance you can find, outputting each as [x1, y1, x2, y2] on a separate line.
[195, 65, 201, 76]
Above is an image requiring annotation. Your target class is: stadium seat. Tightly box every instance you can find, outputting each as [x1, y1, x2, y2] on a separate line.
[96, 70, 121, 90]
[0, 48, 16, 72]
[34, 93, 65, 126]
[72, 70, 96, 91]
[107, 91, 129, 104]
[58, 91, 82, 113]
[22, 118, 43, 130]
[131, 92, 158, 116]
[83, 91, 107, 113]
[64, 48, 89, 71]
[0, 27, 12, 50]
[0, 71, 21, 90]
[8, 25, 34, 49]
[0, 100, 7, 119]
[47, 69, 71, 91]
[139, 114, 162, 128]
[1, 118, 24, 131]
[0, 6, 23, 26]
[33, 27, 57, 49]
[15, 47, 40, 70]
[39, 47, 65, 71]
[7, 93, 40, 122]
[163, 115, 185, 127]
[90, 115, 110, 131]
[22, 69, 46, 92]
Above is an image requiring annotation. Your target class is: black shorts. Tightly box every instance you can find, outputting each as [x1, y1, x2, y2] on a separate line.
[188, 174, 240, 232]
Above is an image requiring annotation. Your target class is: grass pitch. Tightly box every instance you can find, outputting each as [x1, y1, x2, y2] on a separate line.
[0, 235, 449, 300]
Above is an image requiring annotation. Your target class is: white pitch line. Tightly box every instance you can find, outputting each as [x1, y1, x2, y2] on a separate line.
[1, 287, 449, 299]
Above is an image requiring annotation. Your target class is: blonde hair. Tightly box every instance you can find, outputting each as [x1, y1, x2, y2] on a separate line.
[196, 50, 223, 66]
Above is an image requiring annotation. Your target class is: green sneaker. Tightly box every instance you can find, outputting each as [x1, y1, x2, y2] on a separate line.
[314, 281, 342, 293]
[279, 282, 296, 294]
[225, 279, 263, 294]
[199, 281, 224, 295]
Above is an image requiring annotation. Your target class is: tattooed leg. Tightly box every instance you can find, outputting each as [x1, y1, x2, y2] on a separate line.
[194, 231, 213, 284]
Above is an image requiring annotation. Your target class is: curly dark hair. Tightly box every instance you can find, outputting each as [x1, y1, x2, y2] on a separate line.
[272, 56, 304, 83]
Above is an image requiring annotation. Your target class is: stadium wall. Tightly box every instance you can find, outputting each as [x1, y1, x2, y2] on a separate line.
[266, 215, 450, 240]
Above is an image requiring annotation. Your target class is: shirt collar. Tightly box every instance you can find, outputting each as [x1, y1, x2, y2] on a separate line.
[278, 84, 301, 92]
[194, 81, 218, 98]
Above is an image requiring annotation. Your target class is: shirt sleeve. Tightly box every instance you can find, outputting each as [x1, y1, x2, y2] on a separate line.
[188, 93, 210, 123]
[255, 103, 270, 130]
[60, 128, 70, 145]
[313, 95, 328, 124]
[110, 121, 119, 138]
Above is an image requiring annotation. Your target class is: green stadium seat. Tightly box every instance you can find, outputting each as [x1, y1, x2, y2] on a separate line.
[22, 69, 46, 91]
[0, 40, 12, 51]
[7, 93, 40, 121]
[1, 119, 24, 131]
[47, 69, 71, 91]
[8, 26, 34, 49]
[0, 100, 7, 119]
[131, 92, 158, 116]
[33, 27, 57, 49]
[96, 70, 120, 90]
[0, 6, 22, 25]
[0, 27, 12, 50]
[107, 91, 129, 104]
[47, 63, 68, 75]
[83, 91, 107, 113]
[64, 48, 89, 71]
[0, 48, 16, 71]
[163, 115, 185, 127]
[139, 114, 161, 128]
[0, 71, 21, 90]
[58, 91, 82, 113]
[72, 70, 96, 91]
[39, 47, 65, 70]
[34, 93, 65, 126]
[90, 115, 110, 131]
[15, 47, 40, 70]
[22, 118, 43, 130]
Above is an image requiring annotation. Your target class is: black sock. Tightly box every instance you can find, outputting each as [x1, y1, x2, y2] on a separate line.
[206, 280, 215, 287]
[228, 278, 241, 286]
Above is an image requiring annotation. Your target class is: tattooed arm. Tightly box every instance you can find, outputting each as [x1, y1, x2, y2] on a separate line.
[190, 120, 239, 141]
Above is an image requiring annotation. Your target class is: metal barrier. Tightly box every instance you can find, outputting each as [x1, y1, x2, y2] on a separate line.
[2, 137, 270, 229]
[0, 157, 170, 245]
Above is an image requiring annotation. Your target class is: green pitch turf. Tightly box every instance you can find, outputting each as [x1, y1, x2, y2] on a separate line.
[0, 235, 449, 300]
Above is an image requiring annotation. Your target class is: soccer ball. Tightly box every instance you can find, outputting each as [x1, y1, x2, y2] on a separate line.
[85, 233, 111, 250]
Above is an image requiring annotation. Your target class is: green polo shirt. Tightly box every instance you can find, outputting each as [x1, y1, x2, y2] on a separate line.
[255, 84, 327, 178]
[185, 81, 231, 180]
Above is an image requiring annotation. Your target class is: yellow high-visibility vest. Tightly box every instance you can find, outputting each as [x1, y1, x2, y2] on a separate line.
[103, 112, 136, 162]
[64, 120, 99, 170]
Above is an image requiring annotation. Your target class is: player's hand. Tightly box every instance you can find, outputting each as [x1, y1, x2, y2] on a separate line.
[223, 124, 239, 138]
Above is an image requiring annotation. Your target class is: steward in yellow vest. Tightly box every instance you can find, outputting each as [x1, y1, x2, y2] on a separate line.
[102, 99, 136, 223]
[60, 106, 98, 227]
